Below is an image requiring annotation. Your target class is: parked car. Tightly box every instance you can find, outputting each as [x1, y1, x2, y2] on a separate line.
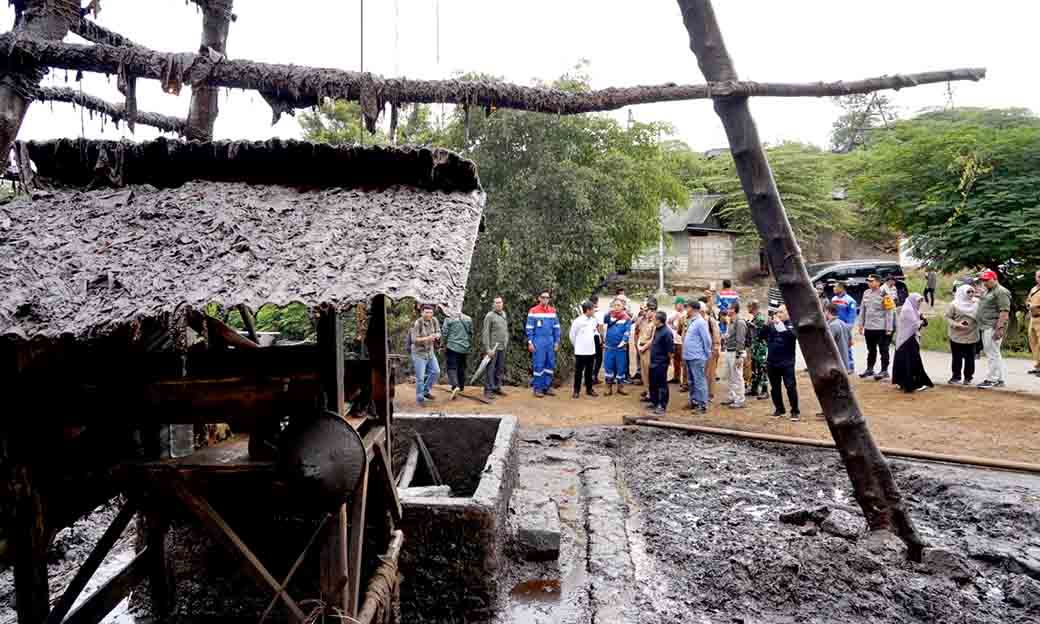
[768, 260, 908, 311]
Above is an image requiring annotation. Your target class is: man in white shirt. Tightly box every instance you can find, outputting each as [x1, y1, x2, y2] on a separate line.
[569, 301, 602, 399]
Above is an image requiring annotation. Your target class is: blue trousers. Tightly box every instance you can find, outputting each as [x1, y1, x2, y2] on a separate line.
[686, 359, 708, 408]
[532, 344, 556, 391]
[412, 353, 440, 403]
[603, 348, 628, 384]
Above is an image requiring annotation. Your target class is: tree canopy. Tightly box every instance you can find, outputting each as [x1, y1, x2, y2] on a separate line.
[849, 107, 1040, 293]
[299, 66, 687, 380]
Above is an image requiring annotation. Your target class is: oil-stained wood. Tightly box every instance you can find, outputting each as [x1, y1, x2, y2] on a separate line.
[62, 547, 148, 624]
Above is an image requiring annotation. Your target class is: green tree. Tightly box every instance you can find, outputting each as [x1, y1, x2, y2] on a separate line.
[849, 107, 1040, 295]
[830, 93, 897, 153]
[699, 142, 854, 251]
[299, 100, 446, 146]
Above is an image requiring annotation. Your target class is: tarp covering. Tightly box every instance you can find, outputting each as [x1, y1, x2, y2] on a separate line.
[0, 138, 485, 342]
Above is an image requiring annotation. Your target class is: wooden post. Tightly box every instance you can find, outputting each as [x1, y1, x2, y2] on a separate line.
[317, 304, 350, 615]
[366, 295, 391, 459]
[0, 0, 79, 159]
[141, 508, 175, 617]
[185, 0, 234, 141]
[11, 462, 49, 624]
[346, 464, 369, 618]
[675, 0, 924, 559]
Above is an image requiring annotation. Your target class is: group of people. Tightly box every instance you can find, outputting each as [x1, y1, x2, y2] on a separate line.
[408, 267, 1040, 410]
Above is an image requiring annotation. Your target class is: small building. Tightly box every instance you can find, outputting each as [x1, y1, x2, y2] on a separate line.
[633, 193, 746, 281]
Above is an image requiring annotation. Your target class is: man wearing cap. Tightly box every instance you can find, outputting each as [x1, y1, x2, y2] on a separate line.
[1028, 269, 1040, 376]
[976, 269, 1011, 388]
[526, 290, 561, 397]
[636, 298, 660, 400]
[857, 274, 895, 381]
[830, 281, 858, 373]
[668, 298, 688, 385]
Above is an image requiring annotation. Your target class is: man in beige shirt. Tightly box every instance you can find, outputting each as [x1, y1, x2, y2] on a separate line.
[636, 298, 659, 398]
[1028, 269, 1040, 375]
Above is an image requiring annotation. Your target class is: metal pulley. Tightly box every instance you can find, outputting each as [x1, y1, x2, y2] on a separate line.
[278, 409, 366, 511]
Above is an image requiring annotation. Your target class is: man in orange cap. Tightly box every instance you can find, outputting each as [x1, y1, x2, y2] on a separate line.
[975, 269, 1011, 388]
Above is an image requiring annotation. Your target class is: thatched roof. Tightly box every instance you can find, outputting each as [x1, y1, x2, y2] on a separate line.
[0, 138, 485, 342]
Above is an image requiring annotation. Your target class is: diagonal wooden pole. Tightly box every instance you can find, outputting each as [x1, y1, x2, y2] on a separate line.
[675, 0, 925, 560]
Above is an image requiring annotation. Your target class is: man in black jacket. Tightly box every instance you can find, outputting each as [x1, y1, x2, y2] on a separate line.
[760, 305, 800, 421]
[648, 310, 674, 416]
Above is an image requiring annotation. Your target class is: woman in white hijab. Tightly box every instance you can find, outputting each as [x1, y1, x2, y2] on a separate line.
[892, 293, 934, 392]
[945, 284, 980, 384]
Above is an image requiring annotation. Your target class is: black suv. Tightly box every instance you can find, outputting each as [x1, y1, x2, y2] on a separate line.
[768, 260, 908, 310]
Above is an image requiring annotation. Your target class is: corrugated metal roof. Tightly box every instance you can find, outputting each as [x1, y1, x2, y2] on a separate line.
[0, 139, 485, 342]
[660, 193, 726, 233]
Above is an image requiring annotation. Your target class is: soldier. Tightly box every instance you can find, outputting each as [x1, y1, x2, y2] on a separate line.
[747, 300, 769, 400]
[636, 298, 659, 401]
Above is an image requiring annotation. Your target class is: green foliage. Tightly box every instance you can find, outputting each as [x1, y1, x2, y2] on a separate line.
[699, 142, 854, 250]
[829, 93, 897, 153]
[850, 108, 1040, 295]
[298, 100, 447, 146]
[254, 303, 315, 341]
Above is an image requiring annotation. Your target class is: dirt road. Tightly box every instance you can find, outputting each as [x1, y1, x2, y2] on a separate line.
[398, 369, 1040, 463]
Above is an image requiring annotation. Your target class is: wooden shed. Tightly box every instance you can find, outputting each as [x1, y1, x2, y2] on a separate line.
[0, 137, 485, 624]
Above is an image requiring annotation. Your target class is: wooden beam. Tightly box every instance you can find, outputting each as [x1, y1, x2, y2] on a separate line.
[141, 511, 174, 618]
[160, 470, 307, 622]
[414, 433, 443, 487]
[236, 304, 259, 345]
[366, 296, 392, 459]
[317, 304, 345, 416]
[396, 442, 419, 489]
[62, 548, 148, 624]
[69, 16, 143, 49]
[46, 500, 138, 624]
[346, 464, 369, 618]
[372, 441, 403, 525]
[675, 0, 924, 560]
[356, 530, 404, 624]
[185, 0, 233, 141]
[36, 86, 186, 134]
[0, 34, 986, 120]
[11, 463, 49, 624]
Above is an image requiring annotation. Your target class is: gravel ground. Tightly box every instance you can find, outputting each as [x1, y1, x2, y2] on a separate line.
[610, 427, 1040, 623]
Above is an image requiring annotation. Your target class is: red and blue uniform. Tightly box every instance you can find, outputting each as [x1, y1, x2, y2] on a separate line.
[602, 311, 632, 384]
[526, 303, 561, 392]
[716, 289, 740, 333]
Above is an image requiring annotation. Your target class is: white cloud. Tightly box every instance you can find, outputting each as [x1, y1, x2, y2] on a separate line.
[10, 0, 1038, 151]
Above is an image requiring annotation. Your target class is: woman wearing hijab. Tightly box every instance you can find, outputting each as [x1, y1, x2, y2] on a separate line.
[891, 293, 934, 393]
[945, 284, 980, 384]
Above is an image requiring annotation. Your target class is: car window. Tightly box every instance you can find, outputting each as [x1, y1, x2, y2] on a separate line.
[853, 266, 875, 279]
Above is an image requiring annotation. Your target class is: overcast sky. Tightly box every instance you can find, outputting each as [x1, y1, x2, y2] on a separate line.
[10, 1, 1038, 150]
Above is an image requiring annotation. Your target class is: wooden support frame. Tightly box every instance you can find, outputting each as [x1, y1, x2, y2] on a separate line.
[61, 548, 148, 624]
[366, 295, 392, 457]
[46, 500, 138, 624]
[157, 469, 308, 622]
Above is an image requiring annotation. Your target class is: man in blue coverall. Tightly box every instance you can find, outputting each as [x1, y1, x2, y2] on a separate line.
[526, 290, 561, 397]
[830, 281, 858, 373]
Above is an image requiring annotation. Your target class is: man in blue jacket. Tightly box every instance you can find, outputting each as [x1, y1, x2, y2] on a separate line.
[830, 281, 857, 373]
[683, 301, 712, 413]
[526, 290, 561, 397]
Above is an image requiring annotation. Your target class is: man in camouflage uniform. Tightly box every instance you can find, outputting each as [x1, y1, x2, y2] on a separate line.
[747, 300, 769, 400]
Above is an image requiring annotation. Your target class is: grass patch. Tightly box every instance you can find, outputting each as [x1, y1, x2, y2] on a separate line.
[904, 269, 957, 303]
[919, 314, 1033, 358]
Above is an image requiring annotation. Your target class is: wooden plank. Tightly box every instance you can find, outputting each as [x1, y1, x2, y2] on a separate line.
[11, 463, 49, 624]
[46, 500, 138, 624]
[372, 442, 403, 524]
[62, 547, 148, 624]
[347, 465, 369, 618]
[365, 295, 392, 458]
[236, 304, 260, 344]
[320, 505, 349, 616]
[396, 442, 419, 489]
[160, 471, 307, 622]
[414, 433, 443, 486]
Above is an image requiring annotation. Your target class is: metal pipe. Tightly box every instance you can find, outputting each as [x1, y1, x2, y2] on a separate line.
[627, 418, 1040, 474]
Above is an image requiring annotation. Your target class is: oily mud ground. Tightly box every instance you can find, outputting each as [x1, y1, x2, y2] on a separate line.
[607, 427, 1040, 624]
